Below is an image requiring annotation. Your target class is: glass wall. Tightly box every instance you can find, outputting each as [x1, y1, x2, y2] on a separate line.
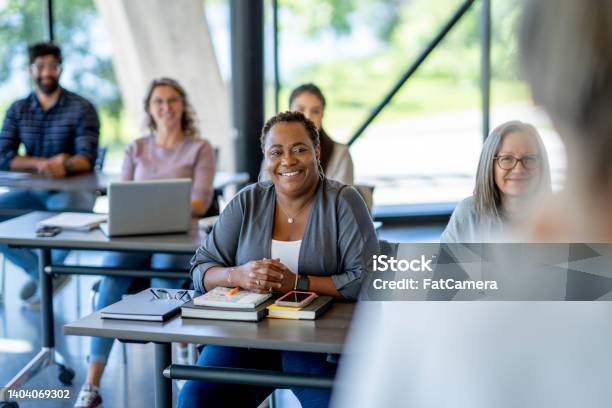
[261, 0, 565, 208]
[0, 0, 566, 209]
[0, 0, 132, 169]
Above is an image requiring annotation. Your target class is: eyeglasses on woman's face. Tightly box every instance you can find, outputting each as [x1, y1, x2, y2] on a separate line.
[494, 155, 540, 171]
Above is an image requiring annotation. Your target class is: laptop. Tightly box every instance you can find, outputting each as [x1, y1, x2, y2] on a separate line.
[100, 178, 192, 237]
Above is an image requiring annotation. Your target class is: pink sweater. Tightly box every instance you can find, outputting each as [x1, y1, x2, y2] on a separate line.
[121, 135, 216, 209]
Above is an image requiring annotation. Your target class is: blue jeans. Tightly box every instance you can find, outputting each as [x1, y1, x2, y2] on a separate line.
[89, 251, 191, 365]
[0, 189, 95, 281]
[178, 346, 336, 408]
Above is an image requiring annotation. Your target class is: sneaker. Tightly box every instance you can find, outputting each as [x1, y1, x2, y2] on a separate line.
[74, 384, 102, 408]
[19, 280, 38, 301]
[24, 294, 41, 311]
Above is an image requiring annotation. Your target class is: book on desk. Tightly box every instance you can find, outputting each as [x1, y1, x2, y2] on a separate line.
[181, 287, 272, 321]
[181, 289, 334, 322]
[38, 212, 107, 231]
[267, 296, 333, 320]
[100, 289, 188, 322]
[181, 299, 273, 322]
[193, 286, 272, 308]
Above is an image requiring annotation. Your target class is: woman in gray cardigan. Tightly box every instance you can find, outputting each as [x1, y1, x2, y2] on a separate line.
[179, 111, 378, 408]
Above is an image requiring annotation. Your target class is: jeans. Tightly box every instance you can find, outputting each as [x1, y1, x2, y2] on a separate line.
[178, 346, 336, 408]
[0, 189, 95, 281]
[89, 251, 191, 365]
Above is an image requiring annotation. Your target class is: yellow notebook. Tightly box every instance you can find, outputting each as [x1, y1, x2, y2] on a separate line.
[266, 296, 333, 320]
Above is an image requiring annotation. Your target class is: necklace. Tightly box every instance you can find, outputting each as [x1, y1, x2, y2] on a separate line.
[277, 197, 313, 224]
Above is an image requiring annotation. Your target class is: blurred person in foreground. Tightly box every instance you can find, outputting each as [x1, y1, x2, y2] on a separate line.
[331, 2, 612, 407]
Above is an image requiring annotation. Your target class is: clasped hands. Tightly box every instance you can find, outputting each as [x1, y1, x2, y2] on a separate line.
[36, 153, 70, 178]
[233, 258, 296, 293]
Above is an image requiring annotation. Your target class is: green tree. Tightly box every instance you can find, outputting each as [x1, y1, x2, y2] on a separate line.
[280, 0, 403, 42]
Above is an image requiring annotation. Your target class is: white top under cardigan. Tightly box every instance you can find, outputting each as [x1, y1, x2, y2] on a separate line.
[271, 240, 302, 275]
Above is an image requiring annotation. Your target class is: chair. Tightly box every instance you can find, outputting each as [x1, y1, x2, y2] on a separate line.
[355, 184, 375, 216]
[94, 146, 107, 172]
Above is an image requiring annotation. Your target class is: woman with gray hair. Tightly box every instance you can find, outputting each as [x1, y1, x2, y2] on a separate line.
[440, 120, 551, 243]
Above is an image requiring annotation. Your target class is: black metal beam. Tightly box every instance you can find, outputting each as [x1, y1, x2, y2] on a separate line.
[481, 0, 491, 140]
[163, 364, 335, 389]
[230, 0, 265, 182]
[348, 0, 476, 146]
[45, 265, 190, 280]
[45, 0, 54, 42]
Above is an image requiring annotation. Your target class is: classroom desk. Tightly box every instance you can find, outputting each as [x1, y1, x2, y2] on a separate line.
[64, 302, 354, 408]
[0, 171, 250, 194]
[0, 211, 205, 405]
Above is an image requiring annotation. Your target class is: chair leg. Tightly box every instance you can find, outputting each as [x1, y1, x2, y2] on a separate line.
[90, 289, 97, 314]
[188, 343, 198, 364]
[269, 390, 277, 408]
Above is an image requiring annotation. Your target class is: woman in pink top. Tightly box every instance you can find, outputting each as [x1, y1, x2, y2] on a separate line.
[75, 78, 216, 408]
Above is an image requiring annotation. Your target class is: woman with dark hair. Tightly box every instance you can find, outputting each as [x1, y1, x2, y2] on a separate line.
[74, 78, 215, 408]
[178, 111, 378, 408]
[441, 120, 552, 243]
[262, 83, 354, 185]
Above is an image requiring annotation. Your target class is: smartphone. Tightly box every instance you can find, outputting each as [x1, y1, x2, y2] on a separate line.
[275, 291, 318, 308]
[35, 225, 62, 237]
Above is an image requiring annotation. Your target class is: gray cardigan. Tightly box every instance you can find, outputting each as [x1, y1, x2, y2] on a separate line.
[190, 178, 379, 300]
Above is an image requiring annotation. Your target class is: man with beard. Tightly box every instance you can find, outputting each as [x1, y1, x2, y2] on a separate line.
[0, 42, 99, 309]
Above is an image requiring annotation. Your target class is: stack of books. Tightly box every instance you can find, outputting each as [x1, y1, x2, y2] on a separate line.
[266, 296, 333, 320]
[181, 287, 273, 322]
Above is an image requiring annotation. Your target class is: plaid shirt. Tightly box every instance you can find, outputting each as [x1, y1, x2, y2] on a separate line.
[0, 88, 99, 170]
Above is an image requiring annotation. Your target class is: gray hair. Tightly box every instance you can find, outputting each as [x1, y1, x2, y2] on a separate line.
[519, 0, 612, 188]
[474, 120, 552, 219]
[143, 77, 200, 139]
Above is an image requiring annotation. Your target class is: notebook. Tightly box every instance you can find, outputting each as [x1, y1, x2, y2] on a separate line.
[193, 286, 272, 309]
[181, 299, 273, 322]
[266, 296, 333, 320]
[100, 289, 189, 322]
[38, 212, 107, 231]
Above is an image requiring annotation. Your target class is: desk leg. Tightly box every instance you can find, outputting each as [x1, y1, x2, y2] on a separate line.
[39, 249, 54, 348]
[154, 342, 172, 408]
